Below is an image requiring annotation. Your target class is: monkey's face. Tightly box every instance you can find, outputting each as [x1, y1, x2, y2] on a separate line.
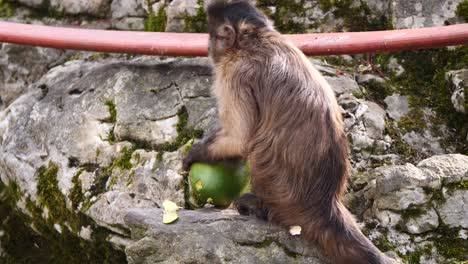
[205, 0, 270, 62]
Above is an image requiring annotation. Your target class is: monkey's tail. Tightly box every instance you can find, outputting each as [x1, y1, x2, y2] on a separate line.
[293, 202, 390, 264]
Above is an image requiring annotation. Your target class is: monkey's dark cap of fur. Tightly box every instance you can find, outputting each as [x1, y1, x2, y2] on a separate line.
[207, 0, 268, 29]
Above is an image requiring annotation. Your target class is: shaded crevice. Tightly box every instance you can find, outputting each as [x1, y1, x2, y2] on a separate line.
[68, 88, 84, 95]
[182, 95, 212, 100]
[68, 156, 80, 167]
[173, 82, 183, 100]
[37, 83, 48, 100]
[118, 105, 203, 153]
[189, 217, 249, 225]
[141, 113, 177, 122]
[149, 82, 177, 95]
[235, 238, 302, 259]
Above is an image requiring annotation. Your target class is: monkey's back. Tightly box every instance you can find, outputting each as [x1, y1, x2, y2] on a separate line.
[234, 35, 351, 226]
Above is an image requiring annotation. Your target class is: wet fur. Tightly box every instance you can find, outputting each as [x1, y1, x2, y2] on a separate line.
[183, 1, 390, 263]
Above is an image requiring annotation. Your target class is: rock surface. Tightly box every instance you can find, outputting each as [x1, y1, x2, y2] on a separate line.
[124, 208, 327, 264]
[1, 0, 468, 262]
[385, 94, 410, 121]
[437, 189, 468, 229]
[0, 43, 65, 111]
[447, 69, 468, 114]
[401, 208, 439, 234]
[166, 0, 201, 32]
[111, 0, 146, 18]
[391, 0, 465, 29]
[359, 154, 468, 262]
[50, 0, 112, 16]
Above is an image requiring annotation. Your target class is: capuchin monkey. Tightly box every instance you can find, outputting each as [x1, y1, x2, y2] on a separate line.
[183, 1, 390, 263]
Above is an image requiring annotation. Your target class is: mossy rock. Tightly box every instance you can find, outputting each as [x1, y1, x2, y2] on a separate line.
[456, 0, 468, 22]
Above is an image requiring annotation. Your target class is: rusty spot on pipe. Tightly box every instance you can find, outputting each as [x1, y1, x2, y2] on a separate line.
[0, 22, 467, 56]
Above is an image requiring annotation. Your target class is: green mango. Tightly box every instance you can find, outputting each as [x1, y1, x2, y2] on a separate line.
[189, 161, 250, 207]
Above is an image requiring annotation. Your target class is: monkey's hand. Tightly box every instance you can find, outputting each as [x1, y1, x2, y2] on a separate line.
[182, 141, 207, 171]
[182, 127, 244, 171]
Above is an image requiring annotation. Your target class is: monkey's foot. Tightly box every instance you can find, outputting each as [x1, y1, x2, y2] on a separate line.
[234, 193, 268, 221]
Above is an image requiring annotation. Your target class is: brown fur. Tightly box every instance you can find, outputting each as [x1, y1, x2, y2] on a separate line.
[183, 1, 390, 263]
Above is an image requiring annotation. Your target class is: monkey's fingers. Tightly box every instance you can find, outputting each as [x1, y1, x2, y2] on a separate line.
[182, 155, 193, 171]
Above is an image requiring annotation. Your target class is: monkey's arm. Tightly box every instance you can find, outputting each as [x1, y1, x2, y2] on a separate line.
[182, 128, 244, 171]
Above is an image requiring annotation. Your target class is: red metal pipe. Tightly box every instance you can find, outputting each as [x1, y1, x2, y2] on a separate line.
[0, 21, 467, 56]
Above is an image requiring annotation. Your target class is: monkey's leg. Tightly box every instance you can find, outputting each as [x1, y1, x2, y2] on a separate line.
[234, 193, 269, 221]
[182, 129, 244, 170]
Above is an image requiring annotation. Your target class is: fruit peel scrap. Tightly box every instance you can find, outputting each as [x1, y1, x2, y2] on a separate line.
[162, 200, 181, 224]
[289, 225, 302, 236]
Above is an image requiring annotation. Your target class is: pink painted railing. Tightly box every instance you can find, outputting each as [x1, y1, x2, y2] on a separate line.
[0, 21, 467, 56]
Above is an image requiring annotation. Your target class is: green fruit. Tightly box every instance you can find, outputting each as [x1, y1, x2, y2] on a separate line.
[189, 161, 250, 207]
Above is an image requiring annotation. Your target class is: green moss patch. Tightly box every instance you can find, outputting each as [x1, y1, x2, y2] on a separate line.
[85, 146, 136, 203]
[104, 99, 117, 123]
[183, 0, 207, 33]
[400, 244, 433, 264]
[429, 223, 467, 261]
[36, 161, 72, 224]
[257, 0, 306, 33]
[114, 146, 135, 170]
[0, 0, 16, 17]
[456, 180, 468, 190]
[373, 233, 396, 252]
[456, 0, 468, 21]
[69, 169, 85, 210]
[156, 151, 164, 163]
[125, 106, 203, 156]
[396, 185, 467, 262]
[397, 215, 465, 262]
[0, 163, 126, 264]
[67, 52, 81, 61]
[88, 53, 110, 61]
[444, 180, 468, 197]
[384, 119, 418, 162]
[102, 99, 117, 144]
[361, 79, 396, 104]
[361, 222, 398, 253]
[145, 106, 203, 164]
[333, 50, 466, 159]
[397, 108, 427, 134]
[144, 0, 167, 32]
[367, 218, 466, 262]
[159, 106, 203, 151]
[390, 47, 468, 154]
[400, 206, 427, 221]
[318, 0, 392, 32]
[104, 129, 116, 144]
[423, 187, 446, 205]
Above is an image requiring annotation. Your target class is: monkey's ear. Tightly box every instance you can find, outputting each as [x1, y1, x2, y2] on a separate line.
[217, 24, 236, 49]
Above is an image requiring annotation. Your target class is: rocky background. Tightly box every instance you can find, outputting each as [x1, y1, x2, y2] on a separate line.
[0, 0, 467, 263]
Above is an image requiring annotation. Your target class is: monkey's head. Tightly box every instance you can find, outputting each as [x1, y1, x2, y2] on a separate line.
[205, 0, 272, 62]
